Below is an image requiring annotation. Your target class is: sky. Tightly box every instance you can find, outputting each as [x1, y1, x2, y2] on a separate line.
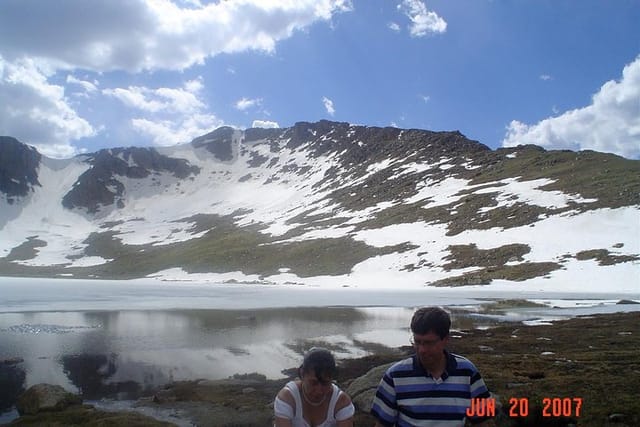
[0, 0, 639, 160]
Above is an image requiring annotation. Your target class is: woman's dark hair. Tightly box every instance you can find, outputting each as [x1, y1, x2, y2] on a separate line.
[410, 307, 451, 339]
[300, 347, 336, 382]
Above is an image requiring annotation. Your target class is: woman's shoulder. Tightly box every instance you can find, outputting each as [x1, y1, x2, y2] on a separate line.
[335, 386, 353, 408]
[277, 380, 299, 405]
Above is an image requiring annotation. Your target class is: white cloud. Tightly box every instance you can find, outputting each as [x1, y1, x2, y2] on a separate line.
[0, 0, 353, 73]
[235, 97, 262, 111]
[540, 74, 553, 81]
[0, 57, 95, 157]
[398, 0, 447, 37]
[66, 75, 98, 93]
[322, 96, 335, 116]
[503, 56, 640, 159]
[103, 78, 205, 113]
[103, 76, 221, 146]
[252, 120, 280, 129]
[0, 0, 351, 155]
[420, 94, 430, 103]
[388, 22, 401, 32]
[132, 113, 223, 146]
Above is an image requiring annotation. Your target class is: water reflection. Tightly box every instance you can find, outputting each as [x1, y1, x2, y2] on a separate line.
[1, 300, 638, 415]
[0, 359, 25, 412]
[0, 306, 415, 404]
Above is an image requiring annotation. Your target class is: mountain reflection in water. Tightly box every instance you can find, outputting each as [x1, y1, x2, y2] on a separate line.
[1, 277, 638, 417]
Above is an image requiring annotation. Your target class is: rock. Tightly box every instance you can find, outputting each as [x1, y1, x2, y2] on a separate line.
[1, 357, 24, 366]
[609, 413, 627, 422]
[152, 389, 177, 404]
[0, 360, 26, 412]
[16, 383, 82, 415]
[346, 362, 394, 413]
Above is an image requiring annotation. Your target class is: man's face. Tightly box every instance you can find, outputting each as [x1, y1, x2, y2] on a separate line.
[412, 331, 448, 370]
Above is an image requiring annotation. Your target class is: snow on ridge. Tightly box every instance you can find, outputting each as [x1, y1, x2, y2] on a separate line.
[0, 158, 94, 264]
[104, 138, 345, 245]
[474, 177, 598, 211]
[406, 176, 470, 207]
[2, 132, 638, 291]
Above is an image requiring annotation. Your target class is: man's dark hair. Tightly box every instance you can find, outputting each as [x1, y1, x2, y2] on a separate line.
[410, 307, 451, 339]
[301, 347, 336, 381]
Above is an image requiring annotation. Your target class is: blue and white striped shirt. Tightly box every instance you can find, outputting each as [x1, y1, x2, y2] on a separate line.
[370, 351, 492, 426]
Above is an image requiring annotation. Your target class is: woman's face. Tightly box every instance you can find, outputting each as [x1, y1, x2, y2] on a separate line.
[301, 369, 333, 403]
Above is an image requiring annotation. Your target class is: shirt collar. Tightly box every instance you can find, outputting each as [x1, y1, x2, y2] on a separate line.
[412, 349, 458, 380]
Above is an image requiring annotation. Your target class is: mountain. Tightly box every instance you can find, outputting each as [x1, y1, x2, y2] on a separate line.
[1, 121, 638, 291]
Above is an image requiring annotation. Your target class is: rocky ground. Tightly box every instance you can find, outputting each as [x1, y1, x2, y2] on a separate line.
[4, 310, 639, 427]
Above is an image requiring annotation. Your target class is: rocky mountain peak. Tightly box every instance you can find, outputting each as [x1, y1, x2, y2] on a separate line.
[0, 136, 41, 204]
[0, 121, 638, 288]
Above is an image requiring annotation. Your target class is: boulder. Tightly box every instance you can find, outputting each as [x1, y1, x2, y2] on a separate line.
[16, 383, 82, 415]
[346, 362, 394, 413]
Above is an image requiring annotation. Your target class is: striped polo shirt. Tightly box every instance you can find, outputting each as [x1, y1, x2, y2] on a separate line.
[370, 350, 492, 426]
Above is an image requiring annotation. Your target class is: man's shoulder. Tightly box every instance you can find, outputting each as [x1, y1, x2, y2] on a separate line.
[385, 356, 416, 375]
[449, 352, 482, 374]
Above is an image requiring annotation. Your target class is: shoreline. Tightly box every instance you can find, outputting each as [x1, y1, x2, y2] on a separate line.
[3, 310, 639, 426]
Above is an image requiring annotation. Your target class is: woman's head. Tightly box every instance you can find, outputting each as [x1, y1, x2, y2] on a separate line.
[300, 347, 336, 383]
[298, 347, 336, 404]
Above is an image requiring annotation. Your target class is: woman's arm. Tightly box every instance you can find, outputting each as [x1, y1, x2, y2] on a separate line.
[274, 388, 295, 427]
[335, 391, 355, 427]
[274, 417, 293, 427]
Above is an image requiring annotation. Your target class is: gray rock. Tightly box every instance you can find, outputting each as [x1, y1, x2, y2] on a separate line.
[608, 413, 627, 422]
[346, 362, 394, 413]
[16, 383, 82, 415]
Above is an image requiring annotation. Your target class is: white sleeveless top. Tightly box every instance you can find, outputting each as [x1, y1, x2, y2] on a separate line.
[274, 381, 355, 427]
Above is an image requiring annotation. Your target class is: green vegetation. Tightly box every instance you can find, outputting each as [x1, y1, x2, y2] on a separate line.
[4, 237, 47, 262]
[478, 298, 548, 313]
[575, 249, 640, 265]
[430, 262, 561, 287]
[59, 214, 414, 279]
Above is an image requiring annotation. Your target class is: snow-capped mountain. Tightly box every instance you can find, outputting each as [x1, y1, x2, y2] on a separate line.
[1, 121, 638, 292]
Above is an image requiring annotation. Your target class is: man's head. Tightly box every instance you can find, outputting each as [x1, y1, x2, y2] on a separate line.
[411, 306, 451, 339]
[410, 307, 451, 372]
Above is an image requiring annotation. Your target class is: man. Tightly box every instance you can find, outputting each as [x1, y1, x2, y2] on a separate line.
[370, 307, 495, 426]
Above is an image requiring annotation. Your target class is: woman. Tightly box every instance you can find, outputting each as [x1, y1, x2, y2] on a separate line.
[274, 347, 355, 427]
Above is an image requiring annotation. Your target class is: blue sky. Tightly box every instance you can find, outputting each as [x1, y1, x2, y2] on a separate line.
[0, 0, 639, 159]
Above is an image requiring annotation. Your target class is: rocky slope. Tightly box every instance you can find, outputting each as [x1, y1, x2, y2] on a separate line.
[0, 121, 638, 289]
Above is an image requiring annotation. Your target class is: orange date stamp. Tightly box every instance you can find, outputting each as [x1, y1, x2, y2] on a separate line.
[466, 397, 583, 418]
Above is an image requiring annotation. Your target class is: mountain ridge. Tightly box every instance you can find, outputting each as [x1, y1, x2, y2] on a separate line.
[0, 120, 638, 291]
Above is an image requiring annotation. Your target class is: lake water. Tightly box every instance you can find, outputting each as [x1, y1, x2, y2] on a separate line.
[1, 276, 638, 421]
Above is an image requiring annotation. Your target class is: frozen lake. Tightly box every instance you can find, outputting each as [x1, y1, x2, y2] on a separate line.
[1, 276, 638, 419]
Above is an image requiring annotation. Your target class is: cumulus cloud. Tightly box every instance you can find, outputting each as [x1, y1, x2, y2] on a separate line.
[322, 96, 335, 116]
[388, 22, 401, 32]
[398, 0, 446, 37]
[132, 113, 222, 146]
[252, 120, 280, 129]
[0, 0, 351, 154]
[103, 79, 205, 114]
[0, 0, 353, 72]
[503, 56, 640, 159]
[66, 75, 99, 94]
[235, 97, 262, 111]
[539, 74, 553, 81]
[103, 77, 221, 146]
[0, 57, 95, 157]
